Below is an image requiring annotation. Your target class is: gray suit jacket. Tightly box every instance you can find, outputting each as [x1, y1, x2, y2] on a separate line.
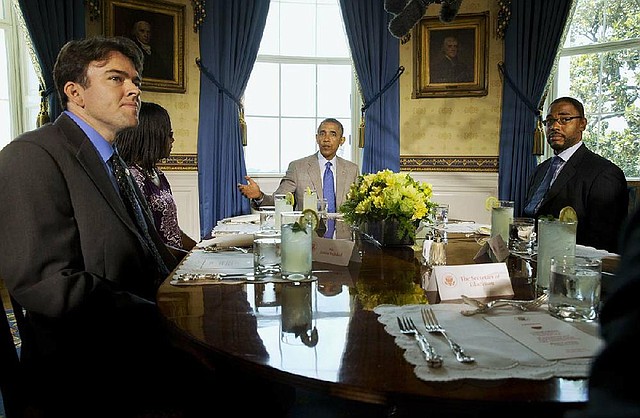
[260, 153, 359, 211]
[0, 113, 177, 364]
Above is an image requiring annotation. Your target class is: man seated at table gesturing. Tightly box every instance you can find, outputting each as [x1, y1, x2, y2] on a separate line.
[238, 118, 359, 214]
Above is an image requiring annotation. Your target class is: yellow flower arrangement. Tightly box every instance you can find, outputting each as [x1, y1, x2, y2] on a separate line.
[339, 169, 437, 242]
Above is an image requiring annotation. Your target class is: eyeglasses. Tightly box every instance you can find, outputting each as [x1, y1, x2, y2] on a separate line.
[542, 116, 583, 127]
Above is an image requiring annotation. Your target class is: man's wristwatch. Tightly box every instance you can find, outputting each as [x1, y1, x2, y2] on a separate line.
[251, 192, 264, 205]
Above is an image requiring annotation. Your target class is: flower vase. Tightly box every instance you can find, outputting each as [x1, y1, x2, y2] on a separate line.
[364, 218, 415, 247]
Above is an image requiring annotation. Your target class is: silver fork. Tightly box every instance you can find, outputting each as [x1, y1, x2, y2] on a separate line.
[421, 308, 475, 363]
[397, 316, 443, 368]
[460, 293, 548, 316]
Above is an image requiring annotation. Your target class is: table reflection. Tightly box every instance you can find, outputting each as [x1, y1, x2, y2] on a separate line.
[157, 233, 589, 416]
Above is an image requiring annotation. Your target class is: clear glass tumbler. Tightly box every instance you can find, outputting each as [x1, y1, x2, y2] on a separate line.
[549, 255, 601, 322]
[253, 229, 281, 276]
[508, 217, 536, 255]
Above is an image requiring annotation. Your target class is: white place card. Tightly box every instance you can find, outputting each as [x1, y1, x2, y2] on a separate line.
[485, 313, 604, 360]
[431, 263, 514, 301]
[312, 237, 356, 266]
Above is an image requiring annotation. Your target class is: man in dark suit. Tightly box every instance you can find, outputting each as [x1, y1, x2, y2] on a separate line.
[238, 118, 360, 211]
[0, 36, 219, 417]
[523, 96, 628, 253]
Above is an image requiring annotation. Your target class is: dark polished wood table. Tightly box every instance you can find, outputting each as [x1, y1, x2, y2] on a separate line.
[157, 231, 594, 417]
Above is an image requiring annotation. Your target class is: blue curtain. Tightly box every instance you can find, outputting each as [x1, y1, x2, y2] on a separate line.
[498, 0, 573, 215]
[340, 0, 401, 174]
[197, 0, 269, 238]
[18, 0, 86, 122]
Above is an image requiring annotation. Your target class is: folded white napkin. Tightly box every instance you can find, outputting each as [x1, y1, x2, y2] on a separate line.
[196, 234, 254, 249]
[575, 244, 618, 259]
[219, 214, 260, 224]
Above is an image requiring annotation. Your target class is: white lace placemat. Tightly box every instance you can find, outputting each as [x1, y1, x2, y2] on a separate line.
[374, 303, 601, 382]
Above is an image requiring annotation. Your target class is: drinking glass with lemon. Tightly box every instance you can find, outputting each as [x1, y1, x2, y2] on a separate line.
[536, 206, 578, 293]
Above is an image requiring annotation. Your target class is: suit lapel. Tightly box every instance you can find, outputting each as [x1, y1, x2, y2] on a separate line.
[335, 157, 348, 207]
[542, 145, 586, 205]
[306, 155, 321, 193]
[56, 115, 139, 234]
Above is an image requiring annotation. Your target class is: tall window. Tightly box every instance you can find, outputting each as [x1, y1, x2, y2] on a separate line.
[0, 0, 39, 151]
[243, 0, 358, 174]
[550, 0, 640, 177]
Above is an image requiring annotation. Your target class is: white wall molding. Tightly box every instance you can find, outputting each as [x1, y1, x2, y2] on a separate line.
[165, 171, 200, 241]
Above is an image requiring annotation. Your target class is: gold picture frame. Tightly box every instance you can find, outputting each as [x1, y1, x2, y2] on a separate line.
[104, 0, 185, 93]
[413, 12, 488, 98]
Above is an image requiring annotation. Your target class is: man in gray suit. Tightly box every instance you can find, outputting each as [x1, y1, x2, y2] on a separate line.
[522, 96, 628, 253]
[0, 36, 225, 416]
[238, 118, 360, 212]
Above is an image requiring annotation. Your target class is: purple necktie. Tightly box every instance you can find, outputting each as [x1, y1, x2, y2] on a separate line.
[109, 151, 168, 276]
[323, 162, 336, 238]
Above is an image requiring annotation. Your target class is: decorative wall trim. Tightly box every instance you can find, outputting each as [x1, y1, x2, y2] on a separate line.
[400, 155, 498, 172]
[160, 154, 500, 172]
[158, 153, 198, 171]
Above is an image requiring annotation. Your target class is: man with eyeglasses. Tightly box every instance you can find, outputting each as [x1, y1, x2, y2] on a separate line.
[522, 96, 628, 253]
[238, 118, 359, 215]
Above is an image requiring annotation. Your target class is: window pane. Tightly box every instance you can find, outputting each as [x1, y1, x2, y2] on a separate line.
[244, 62, 279, 116]
[564, 0, 640, 47]
[280, 2, 315, 57]
[317, 3, 349, 57]
[0, 28, 10, 149]
[281, 118, 317, 170]
[259, 3, 280, 55]
[244, 117, 280, 173]
[281, 64, 315, 117]
[317, 64, 351, 116]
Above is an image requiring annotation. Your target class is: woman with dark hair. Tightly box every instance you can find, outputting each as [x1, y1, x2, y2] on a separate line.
[115, 101, 196, 250]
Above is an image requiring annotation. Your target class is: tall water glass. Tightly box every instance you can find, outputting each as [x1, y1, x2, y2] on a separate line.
[274, 194, 293, 230]
[491, 200, 514, 243]
[280, 211, 313, 280]
[536, 217, 577, 293]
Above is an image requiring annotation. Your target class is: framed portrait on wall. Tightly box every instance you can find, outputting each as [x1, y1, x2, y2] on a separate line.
[413, 12, 488, 98]
[104, 0, 185, 93]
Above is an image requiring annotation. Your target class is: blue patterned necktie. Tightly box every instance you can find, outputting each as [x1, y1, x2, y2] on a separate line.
[109, 151, 169, 276]
[524, 156, 563, 216]
[323, 162, 336, 238]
